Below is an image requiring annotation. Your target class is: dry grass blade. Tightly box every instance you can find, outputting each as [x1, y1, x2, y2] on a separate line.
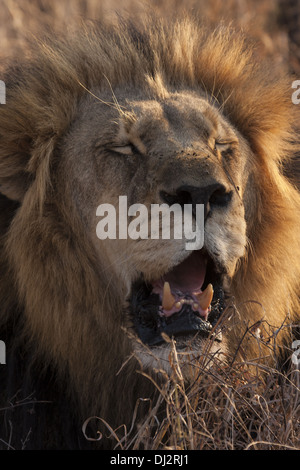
[110, 329, 300, 450]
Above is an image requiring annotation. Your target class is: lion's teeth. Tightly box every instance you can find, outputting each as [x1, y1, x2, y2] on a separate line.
[162, 281, 175, 310]
[196, 284, 214, 310]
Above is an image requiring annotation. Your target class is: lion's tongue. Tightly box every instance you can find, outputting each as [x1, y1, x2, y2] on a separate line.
[162, 251, 207, 292]
[152, 252, 212, 320]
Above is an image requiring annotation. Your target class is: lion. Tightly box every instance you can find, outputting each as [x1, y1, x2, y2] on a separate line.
[0, 18, 299, 449]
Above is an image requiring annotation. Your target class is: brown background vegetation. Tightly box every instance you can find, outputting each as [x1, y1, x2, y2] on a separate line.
[0, 0, 299, 74]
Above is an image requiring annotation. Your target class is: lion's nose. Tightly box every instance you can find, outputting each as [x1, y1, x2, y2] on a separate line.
[160, 184, 232, 219]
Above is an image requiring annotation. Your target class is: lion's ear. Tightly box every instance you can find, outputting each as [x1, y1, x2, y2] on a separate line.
[0, 130, 32, 202]
[0, 126, 33, 202]
[0, 173, 31, 202]
[0, 69, 34, 202]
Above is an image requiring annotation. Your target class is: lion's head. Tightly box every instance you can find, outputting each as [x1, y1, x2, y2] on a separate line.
[0, 18, 299, 448]
[61, 85, 249, 365]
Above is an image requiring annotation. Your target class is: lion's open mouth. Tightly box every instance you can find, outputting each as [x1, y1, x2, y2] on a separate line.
[130, 250, 226, 346]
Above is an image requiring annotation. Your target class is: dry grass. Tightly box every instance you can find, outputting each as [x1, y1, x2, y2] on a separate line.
[83, 297, 300, 450]
[0, 0, 299, 451]
[84, 310, 300, 450]
[130, 358, 300, 450]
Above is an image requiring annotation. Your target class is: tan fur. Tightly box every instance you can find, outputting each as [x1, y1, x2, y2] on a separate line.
[0, 18, 299, 447]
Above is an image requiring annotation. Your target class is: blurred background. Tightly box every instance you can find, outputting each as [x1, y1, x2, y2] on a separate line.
[0, 0, 299, 75]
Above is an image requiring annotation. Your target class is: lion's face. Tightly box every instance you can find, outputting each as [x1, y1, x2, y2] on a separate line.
[60, 87, 250, 369]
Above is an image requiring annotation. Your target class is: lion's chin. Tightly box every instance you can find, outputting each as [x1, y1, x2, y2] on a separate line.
[128, 249, 227, 349]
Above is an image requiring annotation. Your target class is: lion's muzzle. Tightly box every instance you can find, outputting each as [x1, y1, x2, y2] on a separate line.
[129, 250, 226, 346]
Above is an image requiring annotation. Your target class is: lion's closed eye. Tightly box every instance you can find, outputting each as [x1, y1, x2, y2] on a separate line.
[214, 140, 238, 152]
[110, 145, 133, 155]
